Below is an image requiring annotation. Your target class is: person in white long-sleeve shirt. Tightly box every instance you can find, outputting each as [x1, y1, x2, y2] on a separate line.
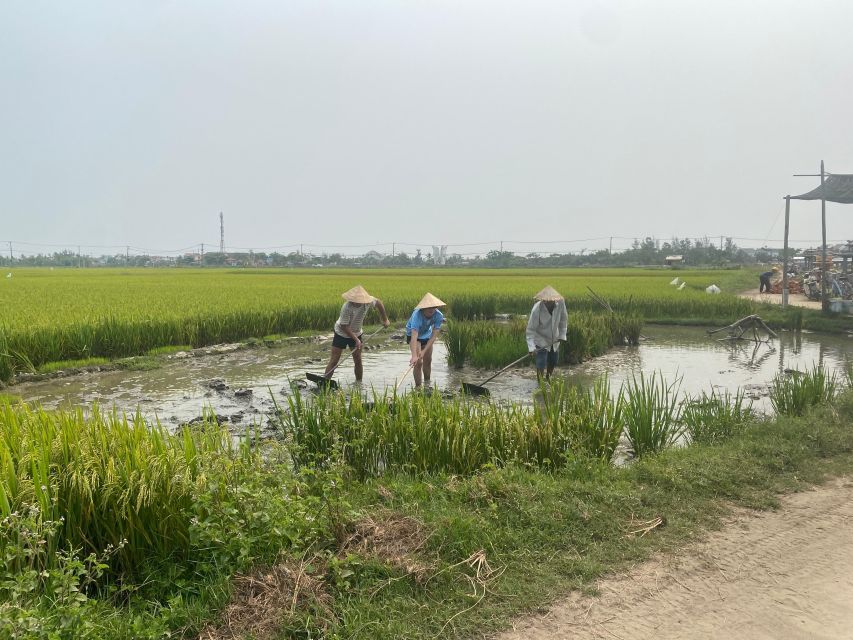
[525, 285, 568, 380]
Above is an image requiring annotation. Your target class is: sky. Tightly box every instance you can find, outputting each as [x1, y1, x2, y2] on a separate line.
[2, 0, 853, 257]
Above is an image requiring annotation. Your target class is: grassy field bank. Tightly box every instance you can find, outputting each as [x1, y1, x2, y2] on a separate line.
[4, 266, 849, 383]
[2, 367, 852, 639]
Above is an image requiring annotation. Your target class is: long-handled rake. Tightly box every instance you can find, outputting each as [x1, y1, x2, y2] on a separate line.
[461, 352, 531, 396]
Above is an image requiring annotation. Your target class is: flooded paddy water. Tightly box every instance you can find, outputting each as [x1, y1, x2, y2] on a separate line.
[9, 325, 853, 433]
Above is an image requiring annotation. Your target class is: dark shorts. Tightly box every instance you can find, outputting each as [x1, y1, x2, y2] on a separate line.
[534, 346, 558, 369]
[332, 331, 363, 350]
[405, 334, 430, 350]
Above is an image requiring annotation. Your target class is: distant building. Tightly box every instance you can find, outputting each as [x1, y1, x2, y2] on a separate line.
[665, 255, 684, 266]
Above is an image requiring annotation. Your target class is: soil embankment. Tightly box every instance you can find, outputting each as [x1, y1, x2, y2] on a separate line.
[497, 477, 853, 640]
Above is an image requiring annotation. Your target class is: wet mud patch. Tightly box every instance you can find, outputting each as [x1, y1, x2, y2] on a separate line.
[7, 325, 853, 431]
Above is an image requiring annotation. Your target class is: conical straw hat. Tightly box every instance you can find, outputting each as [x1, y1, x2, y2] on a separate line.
[415, 292, 446, 309]
[341, 285, 374, 303]
[534, 285, 563, 301]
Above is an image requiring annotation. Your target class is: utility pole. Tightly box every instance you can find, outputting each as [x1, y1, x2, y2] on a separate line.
[609, 236, 613, 255]
[8, 241, 12, 264]
[500, 240, 503, 252]
[219, 212, 225, 254]
[300, 243, 303, 256]
[200, 243, 204, 266]
[392, 242, 395, 257]
[782, 196, 791, 309]
[78, 245, 82, 268]
[820, 160, 828, 312]
[720, 235, 723, 251]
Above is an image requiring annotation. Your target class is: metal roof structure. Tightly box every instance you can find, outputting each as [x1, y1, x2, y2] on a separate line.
[783, 163, 853, 312]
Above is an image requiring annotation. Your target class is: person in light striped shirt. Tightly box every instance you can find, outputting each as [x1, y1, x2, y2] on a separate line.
[323, 285, 389, 381]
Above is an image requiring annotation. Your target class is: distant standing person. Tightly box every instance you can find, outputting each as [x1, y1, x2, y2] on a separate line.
[526, 286, 568, 380]
[323, 285, 390, 382]
[758, 267, 776, 293]
[406, 293, 446, 389]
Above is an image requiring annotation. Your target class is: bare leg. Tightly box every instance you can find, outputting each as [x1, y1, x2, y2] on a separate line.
[413, 361, 423, 387]
[422, 349, 433, 385]
[323, 346, 344, 377]
[353, 348, 363, 381]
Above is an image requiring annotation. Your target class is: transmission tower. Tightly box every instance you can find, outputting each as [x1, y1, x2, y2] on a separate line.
[219, 212, 225, 254]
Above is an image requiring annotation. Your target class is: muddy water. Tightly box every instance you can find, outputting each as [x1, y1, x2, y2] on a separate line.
[10, 326, 853, 430]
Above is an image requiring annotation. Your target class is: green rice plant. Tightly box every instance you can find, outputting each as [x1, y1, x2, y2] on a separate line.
[37, 357, 110, 373]
[535, 376, 624, 461]
[844, 358, 852, 390]
[470, 330, 527, 368]
[769, 365, 838, 416]
[612, 313, 643, 346]
[281, 387, 608, 476]
[0, 328, 12, 382]
[146, 345, 192, 356]
[0, 401, 250, 578]
[3, 266, 843, 383]
[447, 295, 497, 320]
[448, 313, 643, 369]
[443, 320, 503, 367]
[623, 371, 684, 457]
[682, 388, 753, 445]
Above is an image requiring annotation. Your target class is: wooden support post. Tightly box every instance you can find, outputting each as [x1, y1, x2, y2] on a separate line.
[820, 160, 828, 312]
[782, 196, 790, 308]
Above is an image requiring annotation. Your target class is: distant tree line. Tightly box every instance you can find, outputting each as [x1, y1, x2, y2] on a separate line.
[0, 238, 786, 269]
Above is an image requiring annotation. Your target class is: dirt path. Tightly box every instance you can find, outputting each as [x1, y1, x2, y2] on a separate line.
[496, 477, 853, 640]
[740, 287, 823, 310]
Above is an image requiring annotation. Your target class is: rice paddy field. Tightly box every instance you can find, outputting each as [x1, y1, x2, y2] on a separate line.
[2, 266, 853, 639]
[0, 266, 815, 382]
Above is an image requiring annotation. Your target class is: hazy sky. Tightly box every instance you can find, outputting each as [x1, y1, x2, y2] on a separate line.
[2, 0, 852, 256]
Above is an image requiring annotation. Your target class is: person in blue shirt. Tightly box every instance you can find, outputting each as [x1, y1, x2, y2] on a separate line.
[405, 292, 446, 389]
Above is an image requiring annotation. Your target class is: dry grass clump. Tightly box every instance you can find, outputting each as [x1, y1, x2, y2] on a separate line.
[342, 511, 433, 581]
[199, 556, 333, 640]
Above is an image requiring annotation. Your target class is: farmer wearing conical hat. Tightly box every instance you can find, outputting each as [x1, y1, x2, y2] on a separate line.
[323, 285, 390, 381]
[759, 266, 780, 294]
[525, 286, 568, 380]
[405, 293, 446, 389]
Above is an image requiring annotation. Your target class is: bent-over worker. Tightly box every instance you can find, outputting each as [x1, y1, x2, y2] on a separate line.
[758, 267, 778, 294]
[406, 293, 446, 389]
[323, 285, 390, 382]
[526, 285, 568, 380]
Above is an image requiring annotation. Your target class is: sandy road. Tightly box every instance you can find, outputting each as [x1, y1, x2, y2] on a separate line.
[496, 477, 853, 640]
